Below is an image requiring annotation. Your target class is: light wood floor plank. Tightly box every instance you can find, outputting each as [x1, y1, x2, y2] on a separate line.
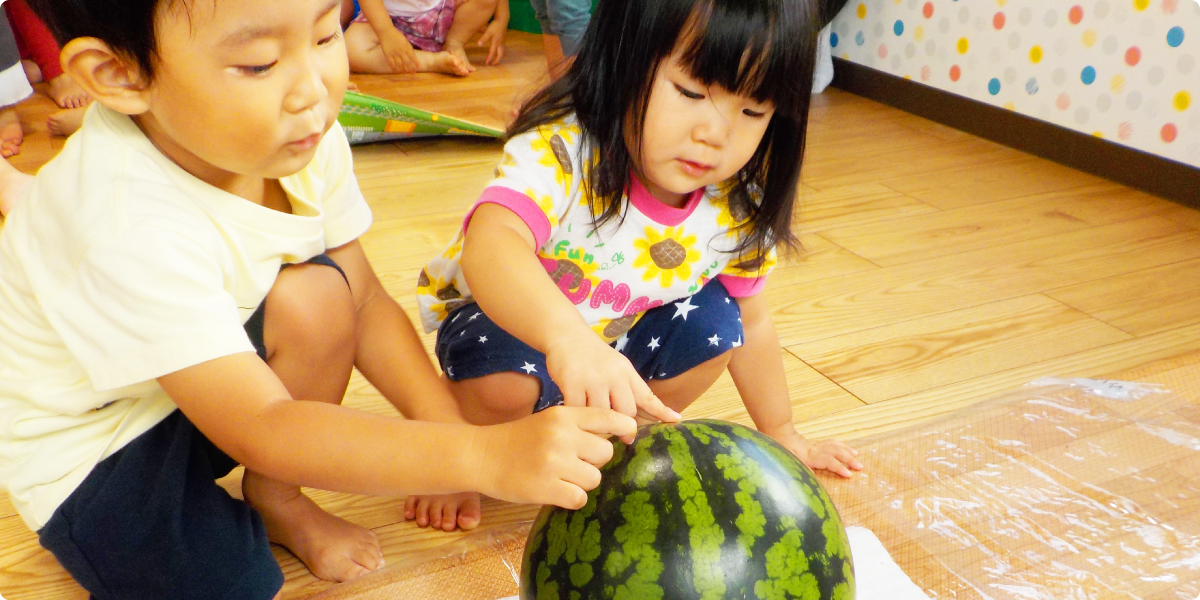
[788, 294, 1134, 403]
[1045, 257, 1200, 337]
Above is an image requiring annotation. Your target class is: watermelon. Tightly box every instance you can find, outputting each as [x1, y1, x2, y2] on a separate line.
[520, 419, 855, 600]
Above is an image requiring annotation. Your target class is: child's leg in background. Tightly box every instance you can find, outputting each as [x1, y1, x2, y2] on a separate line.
[240, 256, 386, 583]
[344, 9, 473, 76]
[3, 0, 88, 109]
[441, 0, 499, 72]
[529, 0, 591, 79]
[0, 9, 31, 158]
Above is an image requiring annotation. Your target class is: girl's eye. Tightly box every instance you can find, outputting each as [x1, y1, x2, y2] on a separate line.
[743, 108, 768, 118]
[238, 62, 276, 76]
[675, 84, 705, 100]
[318, 30, 342, 46]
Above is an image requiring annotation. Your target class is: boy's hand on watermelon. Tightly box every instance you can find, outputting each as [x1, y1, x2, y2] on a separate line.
[472, 406, 637, 509]
[545, 332, 681, 426]
[765, 425, 863, 478]
[403, 492, 482, 532]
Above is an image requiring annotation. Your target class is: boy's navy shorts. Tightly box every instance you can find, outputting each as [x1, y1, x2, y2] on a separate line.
[436, 280, 744, 412]
[37, 254, 347, 600]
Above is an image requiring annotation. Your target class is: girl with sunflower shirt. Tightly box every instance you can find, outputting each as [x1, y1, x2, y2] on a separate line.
[413, 0, 862, 526]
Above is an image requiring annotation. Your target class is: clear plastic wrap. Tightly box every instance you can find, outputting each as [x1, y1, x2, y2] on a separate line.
[823, 379, 1200, 600]
[312, 377, 1200, 600]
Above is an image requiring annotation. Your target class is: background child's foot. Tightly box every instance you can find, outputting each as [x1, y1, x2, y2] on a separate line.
[48, 74, 90, 109]
[0, 107, 24, 158]
[440, 42, 476, 76]
[403, 492, 482, 532]
[47, 106, 87, 137]
[0, 156, 33, 217]
[416, 50, 473, 76]
[244, 473, 384, 582]
[20, 59, 42, 84]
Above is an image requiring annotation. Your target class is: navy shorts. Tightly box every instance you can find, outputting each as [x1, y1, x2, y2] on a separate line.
[436, 280, 744, 412]
[38, 254, 347, 600]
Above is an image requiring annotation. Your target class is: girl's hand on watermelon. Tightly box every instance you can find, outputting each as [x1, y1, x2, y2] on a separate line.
[765, 426, 863, 478]
[403, 492, 482, 532]
[474, 406, 638, 509]
[545, 332, 681, 425]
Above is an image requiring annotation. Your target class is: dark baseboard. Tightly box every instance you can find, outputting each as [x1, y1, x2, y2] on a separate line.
[830, 57, 1200, 210]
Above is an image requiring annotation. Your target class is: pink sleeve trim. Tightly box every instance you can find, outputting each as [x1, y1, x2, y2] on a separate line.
[717, 273, 768, 298]
[464, 186, 553, 248]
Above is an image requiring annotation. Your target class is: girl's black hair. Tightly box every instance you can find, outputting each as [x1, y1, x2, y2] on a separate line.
[27, 0, 165, 79]
[510, 0, 825, 269]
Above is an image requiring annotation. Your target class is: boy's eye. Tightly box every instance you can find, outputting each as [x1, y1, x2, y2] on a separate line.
[238, 62, 276, 76]
[675, 84, 705, 100]
[318, 30, 342, 46]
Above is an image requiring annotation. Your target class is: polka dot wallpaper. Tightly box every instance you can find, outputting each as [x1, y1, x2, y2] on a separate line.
[830, 0, 1200, 168]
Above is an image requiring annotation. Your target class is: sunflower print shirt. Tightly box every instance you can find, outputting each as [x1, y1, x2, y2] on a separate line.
[417, 114, 777, 343]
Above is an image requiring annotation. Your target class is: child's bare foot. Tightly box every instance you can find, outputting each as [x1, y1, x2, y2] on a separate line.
[21, 59, 42, 84]
[47, 106, 87, 137]
[243, 473, 384, 582]
[48, 74, 90, 109]
[440, 42, 476, 76]
[0, 157, 33, 217]
[416, 49, 473, 76]
[0, 106, 24, 158]
[403, 492, 482, 532]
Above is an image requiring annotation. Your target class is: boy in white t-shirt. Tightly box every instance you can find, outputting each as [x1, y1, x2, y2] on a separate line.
[345, 0, 508, 76]
[0, 0, 655, 597]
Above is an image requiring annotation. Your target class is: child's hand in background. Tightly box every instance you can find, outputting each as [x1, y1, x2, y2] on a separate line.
[545, 331, 680, 424]
[762, 423, 862, 478]
[379, 29, 419, 73]
[403, 492, 481, 532]
[473, 406, 637, 509]
[476, 19, 507, 66]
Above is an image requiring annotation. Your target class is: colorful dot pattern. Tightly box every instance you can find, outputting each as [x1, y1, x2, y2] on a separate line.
[832, 0, 1200, 166]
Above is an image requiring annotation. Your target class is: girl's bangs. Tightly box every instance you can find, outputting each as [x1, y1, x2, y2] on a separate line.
[675, 0, 813, 114]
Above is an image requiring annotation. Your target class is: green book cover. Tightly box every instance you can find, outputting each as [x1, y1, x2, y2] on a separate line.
[337, 91, 504, 144]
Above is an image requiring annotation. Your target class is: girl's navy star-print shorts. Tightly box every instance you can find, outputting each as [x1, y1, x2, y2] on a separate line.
[434, 280, 745, 412]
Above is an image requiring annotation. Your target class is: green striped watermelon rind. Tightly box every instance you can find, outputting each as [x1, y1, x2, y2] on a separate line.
[521, 419, 855, 600]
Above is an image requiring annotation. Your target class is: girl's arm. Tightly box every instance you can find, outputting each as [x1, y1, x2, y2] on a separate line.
[157, 351, 633, 508]
[357, 0, 419, 72]
[326, 240, 460, 423]
[728, 292, 862, 477]
[460, 203, 680, 422]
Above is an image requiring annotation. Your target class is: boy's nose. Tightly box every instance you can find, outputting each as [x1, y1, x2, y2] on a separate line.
[284, 62, 328, 114]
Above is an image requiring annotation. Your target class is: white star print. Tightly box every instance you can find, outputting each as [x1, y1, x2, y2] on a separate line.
[615, 334, 629, 352]
[725, 298, 731, 304]
[647, 337, 661, 350]
[479, 336, 488, 343]
[447, 366, 454, 377]
[708, 334, 722, 346]
[451, 311, 463, 322]
[459, 330, 465, 336]
[673, 296, 698, 320]
[732, 336, 743, 348]
[521, 362, 538, 374]
[468, 312, 481, 321]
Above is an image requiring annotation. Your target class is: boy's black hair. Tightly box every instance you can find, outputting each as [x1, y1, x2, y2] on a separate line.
[27, 0, 164, 79]
[509, 0, 825, 269]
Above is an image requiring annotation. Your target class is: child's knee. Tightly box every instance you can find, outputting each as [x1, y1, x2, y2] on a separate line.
[263, 262, 356, 362]
[450, 372, 541, 424]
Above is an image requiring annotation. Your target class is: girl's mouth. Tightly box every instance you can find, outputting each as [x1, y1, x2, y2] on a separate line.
[677, 159, 714, 176]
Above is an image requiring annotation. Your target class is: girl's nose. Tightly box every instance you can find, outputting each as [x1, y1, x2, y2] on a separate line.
[694, 98, 733, 147]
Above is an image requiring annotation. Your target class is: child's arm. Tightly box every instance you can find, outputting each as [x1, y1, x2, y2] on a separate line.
[326, 240, 461, 423]
[728, 292, 863, 477]
[461, 203, 680, 422]
[358, 0, 420, 73]
[158, 353, 633, 508]
[476, 0, 509, 66]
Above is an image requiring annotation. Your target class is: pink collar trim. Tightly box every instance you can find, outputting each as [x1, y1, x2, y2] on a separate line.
[628, 176, 705, 227]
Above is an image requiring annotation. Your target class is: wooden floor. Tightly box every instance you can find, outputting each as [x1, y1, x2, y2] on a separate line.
[2, 31, 1200, 599]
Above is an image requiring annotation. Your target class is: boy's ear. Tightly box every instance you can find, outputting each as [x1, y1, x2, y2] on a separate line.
[60, 37, 152, 115]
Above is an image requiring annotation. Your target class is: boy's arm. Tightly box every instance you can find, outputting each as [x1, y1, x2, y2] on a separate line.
[157, 352, 635, 507]
[326, 239, 460, 423]
[728, 292, 862, 477]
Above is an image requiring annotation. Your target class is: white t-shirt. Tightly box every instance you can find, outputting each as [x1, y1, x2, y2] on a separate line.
[0, 105, 372, 530]
[383, 0, 444, 17]
[418, 115, 776, 342]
